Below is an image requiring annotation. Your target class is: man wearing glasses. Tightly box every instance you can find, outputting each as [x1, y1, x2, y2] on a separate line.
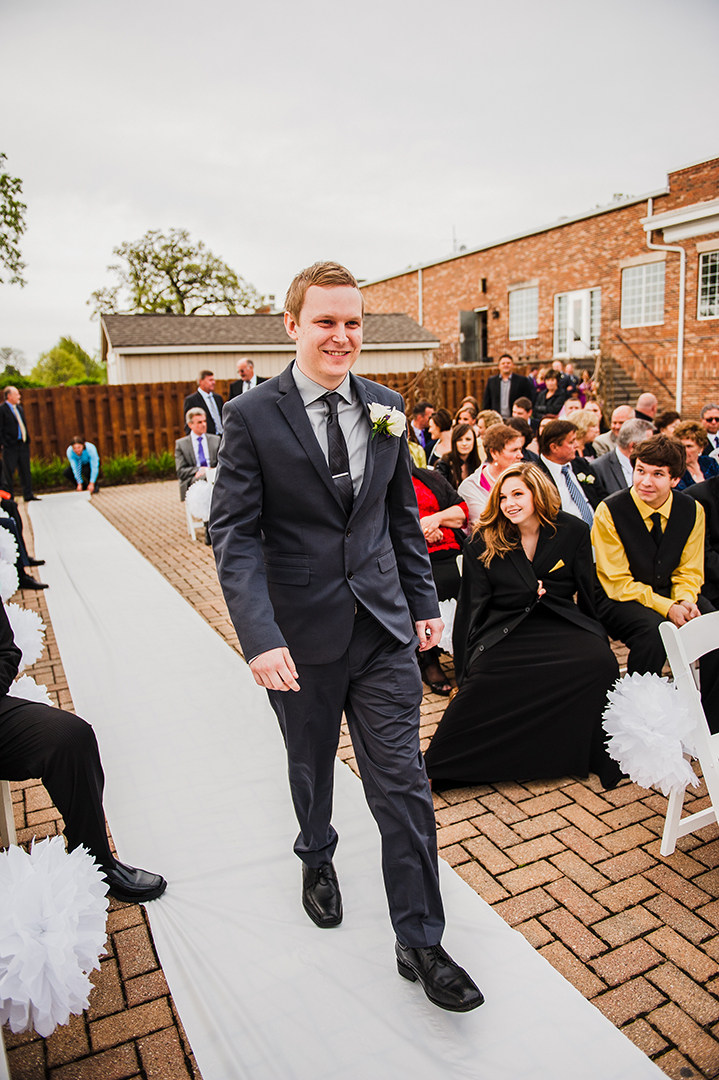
[701, 404, 719, 455]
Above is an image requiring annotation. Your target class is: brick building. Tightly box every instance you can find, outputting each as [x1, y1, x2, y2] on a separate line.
[360, 155, 719, 417]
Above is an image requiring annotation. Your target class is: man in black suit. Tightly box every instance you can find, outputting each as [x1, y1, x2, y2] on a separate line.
[182, 371, 224, 435]
[228, 358, 268, 399]
[687, 474, 719, 605]
[482, 354, 535, 419]
[592, 418, 653, 495]
[210, 260, 482, 1012]
[537, 419, 606, 521]
[0, 386, 38, 501]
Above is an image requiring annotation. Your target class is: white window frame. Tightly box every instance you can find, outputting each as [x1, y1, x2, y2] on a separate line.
[698, 251, 719, 320]
[508, 286, 538, 341]
[620, 262, 665, 328]
[553, 288, 601, 358]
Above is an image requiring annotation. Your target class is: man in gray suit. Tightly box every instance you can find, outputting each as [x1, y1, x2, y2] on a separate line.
[593, 418, 653, 494]
[210, 261, 482, 1012]
[175, 408, 220, 500]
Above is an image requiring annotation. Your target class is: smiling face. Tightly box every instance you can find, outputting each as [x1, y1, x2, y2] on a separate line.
[633, 459, 678, 508]
[285, 284, 363, 390]
[499, 477, 537, 528]
[498, 356, 513, 377]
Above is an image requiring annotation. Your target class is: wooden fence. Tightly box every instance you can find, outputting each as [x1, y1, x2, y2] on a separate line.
[19, 365, 512, 464]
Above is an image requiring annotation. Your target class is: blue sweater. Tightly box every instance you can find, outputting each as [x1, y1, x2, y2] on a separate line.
[66, 442, 100, 483]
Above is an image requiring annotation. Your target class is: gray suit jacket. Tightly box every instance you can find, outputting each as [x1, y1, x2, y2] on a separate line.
[592, 449, 629, 495]
[175, 433, 220, 500]
[210, 362, 439, 665]
[592, 431, 616, 458]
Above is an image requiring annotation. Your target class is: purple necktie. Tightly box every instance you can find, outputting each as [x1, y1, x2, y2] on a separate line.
[197, 439, 208, 467]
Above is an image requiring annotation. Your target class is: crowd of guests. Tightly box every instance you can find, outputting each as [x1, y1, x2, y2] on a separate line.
[410, 360, 719, 794]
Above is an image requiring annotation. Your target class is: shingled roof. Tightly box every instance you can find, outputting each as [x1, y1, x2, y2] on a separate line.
[102, 313, 438, 349]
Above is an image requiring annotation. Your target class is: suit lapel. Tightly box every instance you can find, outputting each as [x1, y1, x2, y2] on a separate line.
[506, 545, 538, 592]
[531, 523, 557, 579]
[275, 364, 346, 510]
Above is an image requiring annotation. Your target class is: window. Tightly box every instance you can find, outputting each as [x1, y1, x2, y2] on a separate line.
[699, 252, 719, 319]
[553, 288, 601, 357]
[508, 286, 538, 340]
[621, 262, 665, 327]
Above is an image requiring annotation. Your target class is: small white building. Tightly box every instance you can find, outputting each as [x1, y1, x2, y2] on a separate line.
[101, 313, 439, 384]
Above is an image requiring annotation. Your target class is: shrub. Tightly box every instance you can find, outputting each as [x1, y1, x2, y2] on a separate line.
[144, 450, 175, 478]
[102, 453, 140, 486]
[30, 456, 67, 490]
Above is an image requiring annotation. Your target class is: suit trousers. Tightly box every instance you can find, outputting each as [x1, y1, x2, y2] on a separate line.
[268, 606, 445, 949]
[0, 696, 113, 863]
[597, 595, 719, 733]
[3, 442, 33, 501]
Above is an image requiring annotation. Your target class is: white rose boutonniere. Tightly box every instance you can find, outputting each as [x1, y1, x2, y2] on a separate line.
[369, 402, 406, 440]
[575, 472, 595, 485]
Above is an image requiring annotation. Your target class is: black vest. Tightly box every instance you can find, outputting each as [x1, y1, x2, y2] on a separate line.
[604, 488, 697, 598]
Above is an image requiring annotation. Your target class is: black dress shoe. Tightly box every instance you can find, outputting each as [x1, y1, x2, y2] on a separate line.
[19, 575, 48, 590]
[302, 862, 343, 927]
[101, 859, 167, 903]
[396, 941, 484, 1012]
[25, 496, 41, 501]
[27, 558, 45, 566]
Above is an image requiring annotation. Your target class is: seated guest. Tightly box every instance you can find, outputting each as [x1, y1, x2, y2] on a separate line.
[476, 409, 502, 438]
[64, 436, 100, 493]
[454, 404, 478, 429]
[458, 424, 524, 527]
[426, 408, 453, 467]
[674, 420, 719, 490]
[592, 434, 719, 728]
[635, 392, 658, 425]
[436, 424, 481, 489]
[506, 417, 539, 461]
[412, 466, 468, 695]
[411, 400, 435, 454]
[511, 396, 533, 422]
[532, 371, 566, 427]
[537, 420, 607, 522]
[424, 463, 621, 790]
[570, 408, 602, 460]
[577, 369, 593, 406]
[558, 394, 582, 419]
[459, 395, 480, 411]
[582, 400, 606, 430]
[407, 424, 427, 469]
[0, 492, 48, 590]
[687, 476, 719, 606]
[0, 603, 166, 901]
[592, 419, 653, 495]
[593, 405, 635, 457]
[175, 409, 220, 545]
[655, 410, 681, 437]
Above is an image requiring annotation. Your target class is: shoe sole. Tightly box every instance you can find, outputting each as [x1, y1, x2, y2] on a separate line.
[302, 897, 343, 928]
[396, 958, 484, 1012]
[106, 879, 168, 904]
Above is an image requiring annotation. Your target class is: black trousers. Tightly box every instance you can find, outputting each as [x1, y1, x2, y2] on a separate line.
[2, 442, 33, 501]
[268, 607, 445, 949]
[0, 696, 113, 862]
[64, 463, 98, 491]
[597, 594, 719, 733]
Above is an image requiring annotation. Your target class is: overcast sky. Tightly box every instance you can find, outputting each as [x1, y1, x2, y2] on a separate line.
[1, 0, 718, 369]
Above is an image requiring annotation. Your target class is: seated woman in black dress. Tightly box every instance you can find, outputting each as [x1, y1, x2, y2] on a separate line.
[435, 423, 481, 489]
[424, 462, 622, 790]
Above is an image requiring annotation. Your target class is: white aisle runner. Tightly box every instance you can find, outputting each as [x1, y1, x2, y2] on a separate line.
[30, 493, 660, 1080]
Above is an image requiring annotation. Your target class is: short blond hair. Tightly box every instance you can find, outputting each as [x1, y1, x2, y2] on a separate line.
[284, 261, 363, 322]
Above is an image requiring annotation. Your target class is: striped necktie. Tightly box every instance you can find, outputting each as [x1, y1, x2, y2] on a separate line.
[561, 465, 594, 525]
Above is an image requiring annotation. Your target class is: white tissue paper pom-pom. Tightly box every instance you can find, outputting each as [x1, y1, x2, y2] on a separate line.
[602, 671, 700, 796]
[438, 599, 456, 654]
[0, 836, 109, 1037]
[0, 529, 18, 565]
[186, 479, 212, 521]
[5, 603, 46, 671]
[7, 675, 53, 706]
[0, 560, 19, 602]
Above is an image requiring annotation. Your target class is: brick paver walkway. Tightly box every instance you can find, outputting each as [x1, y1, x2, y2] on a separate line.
[5, 479, 719, 1078]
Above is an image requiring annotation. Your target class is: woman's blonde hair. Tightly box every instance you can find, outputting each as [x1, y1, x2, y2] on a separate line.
[571, 408, 601, 442]
[475, 462, 561, 564]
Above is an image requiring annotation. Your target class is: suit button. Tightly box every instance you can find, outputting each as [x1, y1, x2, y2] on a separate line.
[347, 571, 354, 579]
[478, 645, 484, 652]
[346, 529, 352, 537]
[503, 627, 509, 633]
[525, 607, 530, 612]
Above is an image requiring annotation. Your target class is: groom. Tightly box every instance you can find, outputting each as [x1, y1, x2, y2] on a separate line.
[210, 261, 482, 1012]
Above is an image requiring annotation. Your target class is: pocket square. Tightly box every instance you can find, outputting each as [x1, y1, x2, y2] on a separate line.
[548, 559, 565, 573]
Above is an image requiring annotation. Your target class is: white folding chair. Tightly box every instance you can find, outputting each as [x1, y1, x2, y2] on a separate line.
[0, 779, 17, 848]
[659, 611, 719, 856]
[185, 499, 198, 541]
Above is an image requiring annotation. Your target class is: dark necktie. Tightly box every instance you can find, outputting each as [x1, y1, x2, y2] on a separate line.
[650, 511, 663, 547]
[324, 392, 353, 516]
[196, 438, 208, 467]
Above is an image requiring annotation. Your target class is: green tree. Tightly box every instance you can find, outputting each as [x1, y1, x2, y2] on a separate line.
[31, 336, 106, 386]
[88, 228, 262, 317]
[0, 153, 27, 287]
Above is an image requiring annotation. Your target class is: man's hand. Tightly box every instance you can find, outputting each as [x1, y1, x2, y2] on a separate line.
[667, 600, 701, 627]
[76, 483, 82, 491]
[87, 481, 95, 493]
[416, 618, 444, 652]
[194, 467, 207, 478]
[249, 647, 300, 691]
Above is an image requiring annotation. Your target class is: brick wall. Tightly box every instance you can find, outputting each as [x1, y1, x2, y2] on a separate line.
[362, 157, 719, 418]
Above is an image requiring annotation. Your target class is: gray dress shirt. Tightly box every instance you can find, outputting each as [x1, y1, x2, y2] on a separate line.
[292, 362, 368, 498]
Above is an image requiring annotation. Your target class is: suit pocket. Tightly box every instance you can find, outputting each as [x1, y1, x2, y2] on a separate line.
[377, 550, 397, 574]
[265, 564, 310, 586]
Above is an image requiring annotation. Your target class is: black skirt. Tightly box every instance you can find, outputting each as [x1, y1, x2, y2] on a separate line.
[424, 604, 619, 788]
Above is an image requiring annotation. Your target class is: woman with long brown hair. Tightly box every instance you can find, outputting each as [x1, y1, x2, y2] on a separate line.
[424, 462, 622, 790]
[435, 423, 481, 489]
